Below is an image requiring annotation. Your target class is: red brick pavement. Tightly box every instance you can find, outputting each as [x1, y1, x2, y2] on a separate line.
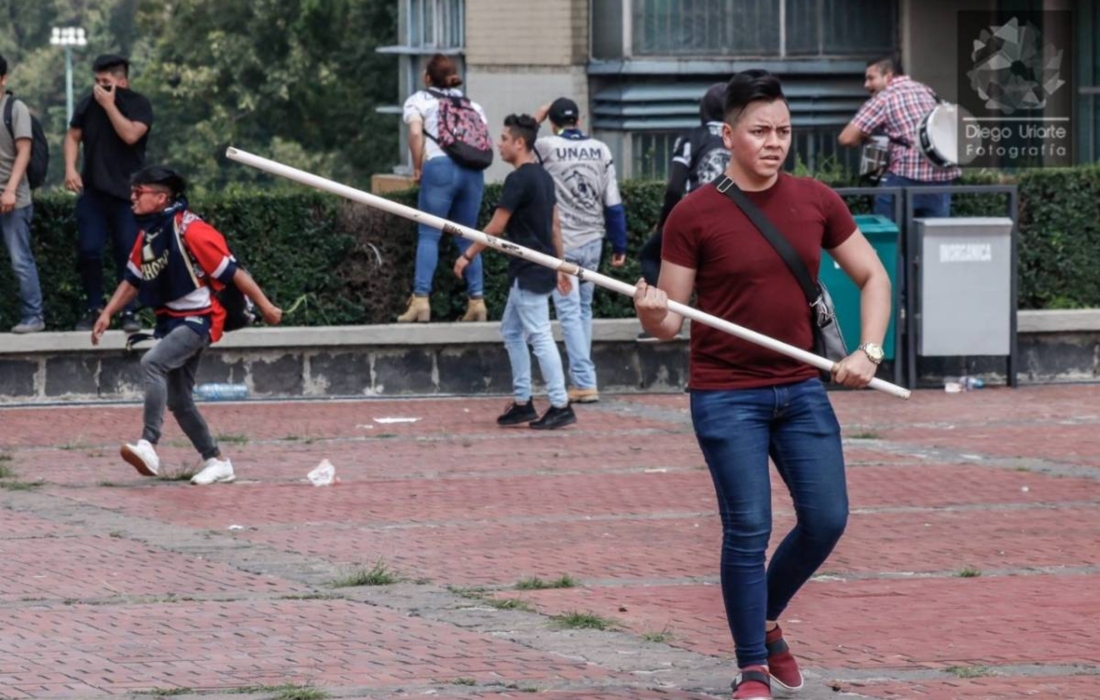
[0, 536, 306, 602]
[836, 675, 1100, 699]
[1, 387, 1098, 698]
[505, 574, 1100, 669]
[0, 599, 615, 696]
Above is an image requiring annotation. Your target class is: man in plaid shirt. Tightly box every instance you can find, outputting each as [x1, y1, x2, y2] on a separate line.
[839, 57, 960, 219]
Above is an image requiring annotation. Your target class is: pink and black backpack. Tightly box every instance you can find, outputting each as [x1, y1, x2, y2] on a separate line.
[426, 89, 494, 171]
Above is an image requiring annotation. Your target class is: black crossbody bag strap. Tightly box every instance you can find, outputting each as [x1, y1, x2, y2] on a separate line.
[714, 176, 817, 305]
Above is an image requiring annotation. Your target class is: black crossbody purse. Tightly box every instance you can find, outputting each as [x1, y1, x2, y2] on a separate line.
[715, 176, 849, 381]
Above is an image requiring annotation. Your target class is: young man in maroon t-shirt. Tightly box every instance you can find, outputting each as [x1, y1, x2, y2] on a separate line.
[634, 70, 891, 700]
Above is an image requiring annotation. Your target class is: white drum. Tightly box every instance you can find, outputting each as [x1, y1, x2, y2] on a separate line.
[918, 102, 977, 167]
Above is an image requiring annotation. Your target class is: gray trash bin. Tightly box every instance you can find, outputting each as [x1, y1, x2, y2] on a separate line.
[914, 217, 1015, 356]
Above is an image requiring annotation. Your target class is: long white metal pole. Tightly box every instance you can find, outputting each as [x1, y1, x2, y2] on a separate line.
[225, 147, 910, 400]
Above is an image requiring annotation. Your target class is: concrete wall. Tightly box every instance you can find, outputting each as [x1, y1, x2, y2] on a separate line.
[0, 321, 686, 402]
[4, 314, 1100, 402]
[464, 0, 591, 183]
[465, 0, 588, 66]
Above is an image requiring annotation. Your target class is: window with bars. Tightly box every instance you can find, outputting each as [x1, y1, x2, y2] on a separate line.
[404, 0, 464, 49]
[632, 132, 681, 181]
[629, 0, 896, 58]
[375, 0, 467, 173]
[630, 128, 860, 181]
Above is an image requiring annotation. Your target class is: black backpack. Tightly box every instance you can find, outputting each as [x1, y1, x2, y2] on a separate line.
[177, 214, 255, 332]
[217, 282, 255, 332]
[3, 92, 49, 189]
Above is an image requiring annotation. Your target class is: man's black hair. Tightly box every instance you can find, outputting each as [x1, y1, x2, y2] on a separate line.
[724, 69, 788, 122]
[131, 165, 187, 199]
[93, 54, 130, 78]
[867, 55, 903, 77]
[503, 114, 539, 152]
[0, 54, 7, 77]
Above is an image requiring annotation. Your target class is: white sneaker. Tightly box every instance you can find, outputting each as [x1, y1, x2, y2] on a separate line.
[120, 439, 160, 476]
[190, 458, 235, 485]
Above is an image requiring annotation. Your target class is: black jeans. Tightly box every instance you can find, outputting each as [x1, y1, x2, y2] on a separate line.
[77, 188, 139, 312]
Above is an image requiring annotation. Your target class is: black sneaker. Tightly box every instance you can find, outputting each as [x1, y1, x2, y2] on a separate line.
[497, 399, 538, 426]
[75, 308, 102, 332]
[121, 311, 142, 333]
[530, 404, 577, 431]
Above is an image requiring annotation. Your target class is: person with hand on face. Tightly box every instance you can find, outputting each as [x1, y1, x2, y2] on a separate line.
[66, 54, 154, 333]
[455, 115, 577, 431]
[530, 97, 627, 404]
[91, 166, 282, 486]
[634, 70, 890, 700]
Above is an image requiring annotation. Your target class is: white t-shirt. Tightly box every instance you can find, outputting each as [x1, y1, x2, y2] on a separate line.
[402, 88, 488, 162]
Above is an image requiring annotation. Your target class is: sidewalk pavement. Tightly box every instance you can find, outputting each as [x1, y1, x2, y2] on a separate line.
[1, 385, 1098, 699]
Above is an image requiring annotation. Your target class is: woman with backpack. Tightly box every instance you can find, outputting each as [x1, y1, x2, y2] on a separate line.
[399, 54, 492, 323]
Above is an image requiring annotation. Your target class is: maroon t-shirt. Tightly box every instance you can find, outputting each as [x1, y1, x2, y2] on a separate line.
[662, 173, 857, 390]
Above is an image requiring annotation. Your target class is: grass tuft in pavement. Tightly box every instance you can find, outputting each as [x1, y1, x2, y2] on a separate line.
[330, 560, 398, 587]
[515, 574, 576, 590]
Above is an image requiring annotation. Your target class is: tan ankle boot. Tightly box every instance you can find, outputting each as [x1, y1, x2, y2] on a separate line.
[397, 295, 430, 323]
[460, 298, 487, 322]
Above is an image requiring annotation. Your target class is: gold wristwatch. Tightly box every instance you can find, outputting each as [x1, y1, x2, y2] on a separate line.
[858, 342, 884, 365]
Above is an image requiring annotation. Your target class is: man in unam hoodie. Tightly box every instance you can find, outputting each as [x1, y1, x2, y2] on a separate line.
[531, 97, 627, 404]
[91, 166, 282, 485]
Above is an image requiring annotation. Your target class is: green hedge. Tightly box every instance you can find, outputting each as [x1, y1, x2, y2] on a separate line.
[2, 165, 1098, 330]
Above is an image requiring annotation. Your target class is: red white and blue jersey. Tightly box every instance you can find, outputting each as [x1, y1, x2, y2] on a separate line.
[125, 209, 239, 342]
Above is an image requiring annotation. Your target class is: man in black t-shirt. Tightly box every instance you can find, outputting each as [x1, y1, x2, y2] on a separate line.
[454, 114, 576, 431]
[64, 54, 154, 332]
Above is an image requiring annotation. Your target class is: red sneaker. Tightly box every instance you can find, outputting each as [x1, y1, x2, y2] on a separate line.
[766, 625, 804, 693]
[732, 665, 772, 700]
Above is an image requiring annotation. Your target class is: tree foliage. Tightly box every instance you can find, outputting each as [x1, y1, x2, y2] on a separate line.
[0, 0, 399, 194]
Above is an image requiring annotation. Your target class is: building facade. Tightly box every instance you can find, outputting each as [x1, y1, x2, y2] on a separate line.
[380, 0, 1100, 182]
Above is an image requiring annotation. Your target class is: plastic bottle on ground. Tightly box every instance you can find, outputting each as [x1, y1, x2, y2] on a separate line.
[194, 383, 250, 401]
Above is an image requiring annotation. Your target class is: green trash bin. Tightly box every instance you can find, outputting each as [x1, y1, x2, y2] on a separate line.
[818, 214, 900, 360]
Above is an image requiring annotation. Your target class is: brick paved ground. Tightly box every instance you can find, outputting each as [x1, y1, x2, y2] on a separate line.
[1, 385, 1098, 699]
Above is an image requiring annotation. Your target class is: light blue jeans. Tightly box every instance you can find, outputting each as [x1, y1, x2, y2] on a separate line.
[414, 157, 485, 297]
[551, 238, 602, 390]
[500, 280, 568, 408]
[1, 204, 44, 324]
